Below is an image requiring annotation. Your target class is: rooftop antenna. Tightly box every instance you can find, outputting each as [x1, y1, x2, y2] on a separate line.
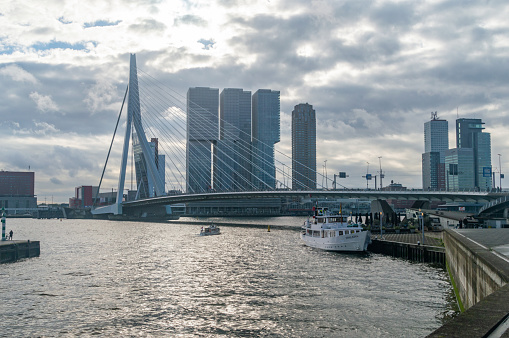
[457, 107, 459, 119]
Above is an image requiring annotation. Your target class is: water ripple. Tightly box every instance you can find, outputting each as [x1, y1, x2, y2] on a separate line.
[0, 218, 457, 336]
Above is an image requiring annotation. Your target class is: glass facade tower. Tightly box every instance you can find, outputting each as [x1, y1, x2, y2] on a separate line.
[252, 89, 280, 190]
[214, 88, 252, 191]
[422, 116, 448, 190]
[292, 103, 316, 190]
[187, 87, 219, 193]
[444, 118, 492, 191]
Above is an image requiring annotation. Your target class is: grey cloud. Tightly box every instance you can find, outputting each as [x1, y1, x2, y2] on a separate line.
[128, 19, 166, 33]
[217, 0, 257, 8]
[174, 14, 207, 27]
[2, 0, 509, 200]
[50, 177, 63, 185]
[369, 1, 416, 30]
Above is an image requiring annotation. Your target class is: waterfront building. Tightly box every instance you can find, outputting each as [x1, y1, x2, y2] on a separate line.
[292, 103, 316, 190]
[445, 148, 475, 191]
[455, 118, 492, 190]
[187, 87, 219, 193]
[476, 132, 492, 191]
[422, 152, 443, 190]
[69, 186, 99, 209]
[214, 88, 252, 191]
[422, 113, 448, 190]
[0, 170, 37, 212]
[425, 115, 449, 161]
[251, 89, 280, 190]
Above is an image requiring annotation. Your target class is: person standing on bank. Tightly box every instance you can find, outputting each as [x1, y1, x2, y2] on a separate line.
[9, 229, 13, 240]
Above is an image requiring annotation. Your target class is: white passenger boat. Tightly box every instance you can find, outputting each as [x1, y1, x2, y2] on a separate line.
[200, 224, 220, 236]
[300, 207, 371, 252]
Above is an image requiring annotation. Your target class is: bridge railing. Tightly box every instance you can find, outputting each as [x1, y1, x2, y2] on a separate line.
[478, 195, 509, 214]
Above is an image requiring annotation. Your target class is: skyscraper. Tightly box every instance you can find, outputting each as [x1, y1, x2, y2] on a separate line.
[292, 103, 316, 190]
[187, 87, 219, 193]
[252, 89, 280, 190]
[214, 88, 252, 191]
[422, 113, 448, 190]
[445, 148, 475, 191]
[445, 118, 492, 191]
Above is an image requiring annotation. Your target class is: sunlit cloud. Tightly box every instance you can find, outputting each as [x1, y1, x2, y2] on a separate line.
[29, 92, 60, 113]
[0, 64, 38, 83]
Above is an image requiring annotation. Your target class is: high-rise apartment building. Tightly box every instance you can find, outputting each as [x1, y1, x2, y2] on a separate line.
[292, 103, 316, 190]
[187, 87, 219, 193]
[422, 113, 448, 190]
[214, 88, 252, 191]
[252, 89, 280, 190]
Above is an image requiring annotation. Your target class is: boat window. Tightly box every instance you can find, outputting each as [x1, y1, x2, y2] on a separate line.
[330, 231, 335, 237]
[338, 231, 343, 236]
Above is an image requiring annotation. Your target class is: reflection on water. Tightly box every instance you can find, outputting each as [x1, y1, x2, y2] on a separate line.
[0, 218, 457, 336]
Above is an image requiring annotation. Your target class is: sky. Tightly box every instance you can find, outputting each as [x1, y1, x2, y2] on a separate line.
[1, 0, 509, 203]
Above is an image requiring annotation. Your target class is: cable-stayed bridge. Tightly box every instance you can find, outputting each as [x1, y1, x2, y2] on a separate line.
[92, 54, 503, 218]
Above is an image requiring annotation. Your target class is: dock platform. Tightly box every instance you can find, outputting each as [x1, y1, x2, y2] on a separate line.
[369, 232, 445, 265]
[0, 240, 40, 263]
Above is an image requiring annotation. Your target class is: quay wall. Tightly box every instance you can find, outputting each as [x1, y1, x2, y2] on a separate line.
[0, 240, 40, 263]
[443, 229, 509, 310]
[369, 239, 445, 266]
[429, 229, 509, 337]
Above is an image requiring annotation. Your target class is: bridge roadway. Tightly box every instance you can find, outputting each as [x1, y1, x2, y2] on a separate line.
[122, 190, 506, 209]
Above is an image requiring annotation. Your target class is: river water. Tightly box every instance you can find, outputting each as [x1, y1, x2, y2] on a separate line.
[1, 217, 457, 337]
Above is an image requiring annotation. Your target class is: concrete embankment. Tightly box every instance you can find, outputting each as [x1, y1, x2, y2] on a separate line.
[429, 229, 509, 337]
[0, 240, 40, 263]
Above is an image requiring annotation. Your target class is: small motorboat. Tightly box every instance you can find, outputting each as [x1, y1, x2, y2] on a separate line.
[200, 224, 221, 236]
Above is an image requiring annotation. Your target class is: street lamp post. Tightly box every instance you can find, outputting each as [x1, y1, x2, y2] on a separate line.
[366, 162, 370, 190]
[378, 156, 383, 190]
[446, 169, 449, 192]
[498, 154, 502, 191]
[380, 211, 383, 239]
[420, 210, 425, 245]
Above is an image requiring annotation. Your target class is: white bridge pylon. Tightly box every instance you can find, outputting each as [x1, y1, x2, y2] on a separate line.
[93, 54, 165, 216]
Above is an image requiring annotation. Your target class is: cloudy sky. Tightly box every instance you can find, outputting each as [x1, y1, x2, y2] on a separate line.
[1, 0, 508, 203]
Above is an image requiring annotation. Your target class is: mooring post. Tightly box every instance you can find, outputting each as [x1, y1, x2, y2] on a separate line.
[1, 207, 6, 241]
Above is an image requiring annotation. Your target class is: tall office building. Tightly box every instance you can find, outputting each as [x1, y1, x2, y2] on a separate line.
[422, 113, 448, 190]
[292, 103, 316, 190]
[445, 148, 475, 191]
[446, 118, 492, 191]
[456, 118, 484, 149]
[214, 88, 252, 191]
[187, 87, 219, 193]
[252, 89, 280, 190]
[476, 132, 492, 191]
